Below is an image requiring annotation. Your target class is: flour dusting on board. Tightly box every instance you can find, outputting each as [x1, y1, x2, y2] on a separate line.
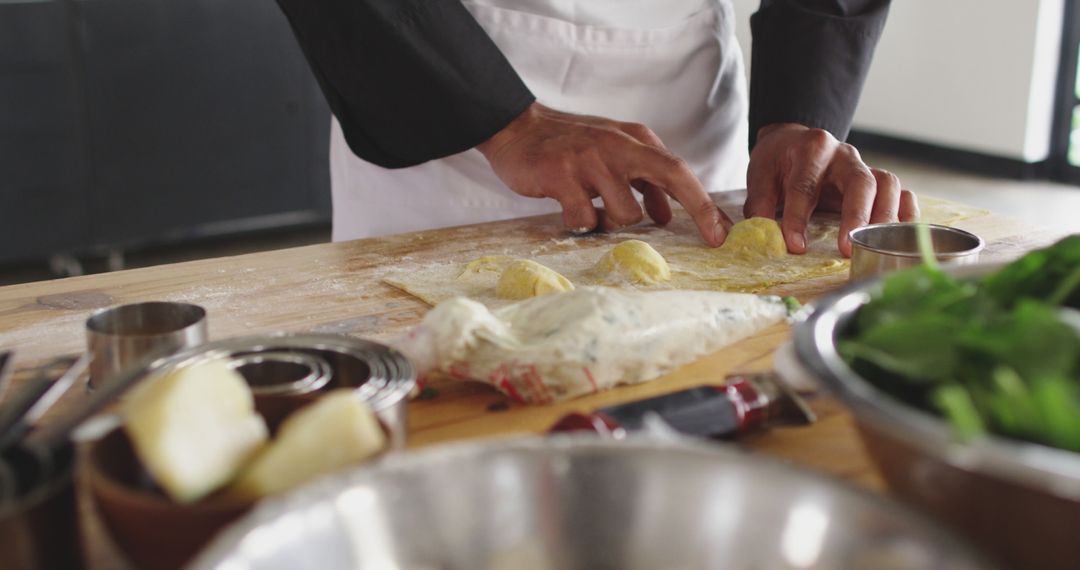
[384, 196, 988, 308]
[0, 270, 391, 364]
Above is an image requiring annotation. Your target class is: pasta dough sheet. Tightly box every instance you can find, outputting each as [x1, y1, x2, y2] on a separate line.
[384, 196, 987, 308]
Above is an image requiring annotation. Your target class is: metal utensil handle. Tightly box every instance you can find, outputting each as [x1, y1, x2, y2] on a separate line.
[23, 347, 173, 452]
[0, 356, 76, 450]
[0, 351, 15, 402]
[0, 354, 89, 451]
[0, 381, 56, 450]
[24, 354, 89, 425]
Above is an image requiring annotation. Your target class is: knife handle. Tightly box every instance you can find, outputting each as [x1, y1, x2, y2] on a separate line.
[548, 378, 772, 440]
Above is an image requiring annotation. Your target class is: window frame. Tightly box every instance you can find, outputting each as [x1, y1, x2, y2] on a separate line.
[1048, 0, 1080, 183]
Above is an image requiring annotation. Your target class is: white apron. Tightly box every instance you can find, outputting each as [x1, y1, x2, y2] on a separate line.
[330, 0, 749, 241]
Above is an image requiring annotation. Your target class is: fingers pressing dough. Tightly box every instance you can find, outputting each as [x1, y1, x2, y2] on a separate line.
[496, 259, 574, 300]
[595, 239, 671, 284]
[721, 217, 787, 259]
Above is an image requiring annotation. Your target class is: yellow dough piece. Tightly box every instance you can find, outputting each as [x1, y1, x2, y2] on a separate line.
[228, 390, 386, 500]
[460, 255, 515, 276]
[595, 239, 671, 284]
[384, 195, 988, 304]
[721, 217, 788, 259]
[122, 360, 269, 504]
[496, 259, 574, 300]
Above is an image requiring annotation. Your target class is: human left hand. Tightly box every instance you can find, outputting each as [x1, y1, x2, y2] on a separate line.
[477, 103, 731, 246]
[744, 123, 919, 257]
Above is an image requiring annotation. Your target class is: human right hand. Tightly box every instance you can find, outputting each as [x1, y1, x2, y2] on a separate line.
[476, 102, 732, 247]
[745, 123, 919, 257]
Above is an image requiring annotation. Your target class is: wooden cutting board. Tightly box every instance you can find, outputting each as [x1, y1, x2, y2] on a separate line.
[0, 193, 1063, 449]
[0, 191, 1069, 569]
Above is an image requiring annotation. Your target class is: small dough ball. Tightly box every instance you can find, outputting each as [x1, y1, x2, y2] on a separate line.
[496, 259, 574, 299]
[596, 240, 671, 284]
[721, 217, 787, 258]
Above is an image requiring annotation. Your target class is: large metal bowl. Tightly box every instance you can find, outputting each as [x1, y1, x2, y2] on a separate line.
[190, 436, 990, 569]
[793, 263, 1080, 569]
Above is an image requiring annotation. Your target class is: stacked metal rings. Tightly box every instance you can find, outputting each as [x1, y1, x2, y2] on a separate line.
[135, 333, 415, 448]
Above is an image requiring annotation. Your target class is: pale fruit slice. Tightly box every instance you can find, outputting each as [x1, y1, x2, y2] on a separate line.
[721, 217, 788, 259]
[595, 239, 671, 284]
[122, 360, 268, 504]
[495, 259, 574, 300]
[228, 390, 386, 500]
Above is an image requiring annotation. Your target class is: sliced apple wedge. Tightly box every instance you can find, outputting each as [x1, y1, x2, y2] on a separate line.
[228, 390, 386, 500]
[122, 360, 268, 504]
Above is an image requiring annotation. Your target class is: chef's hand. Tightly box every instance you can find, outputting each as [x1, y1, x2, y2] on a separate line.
[745, 123, 920, 257]
[476, 102, 732, 247]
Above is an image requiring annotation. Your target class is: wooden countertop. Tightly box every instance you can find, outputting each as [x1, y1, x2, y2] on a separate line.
[0, 191, 1068, 568]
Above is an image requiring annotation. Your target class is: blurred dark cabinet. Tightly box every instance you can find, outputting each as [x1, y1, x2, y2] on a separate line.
[1, 1, 88, 262]
[1, 0, 330, 264]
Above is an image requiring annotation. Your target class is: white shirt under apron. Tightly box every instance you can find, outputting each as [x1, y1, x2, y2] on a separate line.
[329, 0, 749, 241]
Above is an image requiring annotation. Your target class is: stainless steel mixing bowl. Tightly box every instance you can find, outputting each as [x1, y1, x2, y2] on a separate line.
[793, 263, 1080, 569]
[190, 436, 991, 570]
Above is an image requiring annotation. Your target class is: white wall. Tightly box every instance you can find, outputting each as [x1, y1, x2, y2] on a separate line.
[731, 0, 1065, 162]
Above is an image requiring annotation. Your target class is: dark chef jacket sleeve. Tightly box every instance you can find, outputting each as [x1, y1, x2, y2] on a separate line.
[274, 0, 535, 169]
[748, 0, 891, 148]
[276, 0, 888, 168]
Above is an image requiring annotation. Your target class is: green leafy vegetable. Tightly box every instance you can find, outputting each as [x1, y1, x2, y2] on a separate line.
[982, 235, 1080, 309]
[1049, 263, 1080, 306]
[932, 384, 985, 440]
[840, 314, 963, 381]
[986, 366, 1038, 435]
[841, 234, 1080, 450]
[915, 222, 941, 271]
[1031, 377, 1080, 451]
